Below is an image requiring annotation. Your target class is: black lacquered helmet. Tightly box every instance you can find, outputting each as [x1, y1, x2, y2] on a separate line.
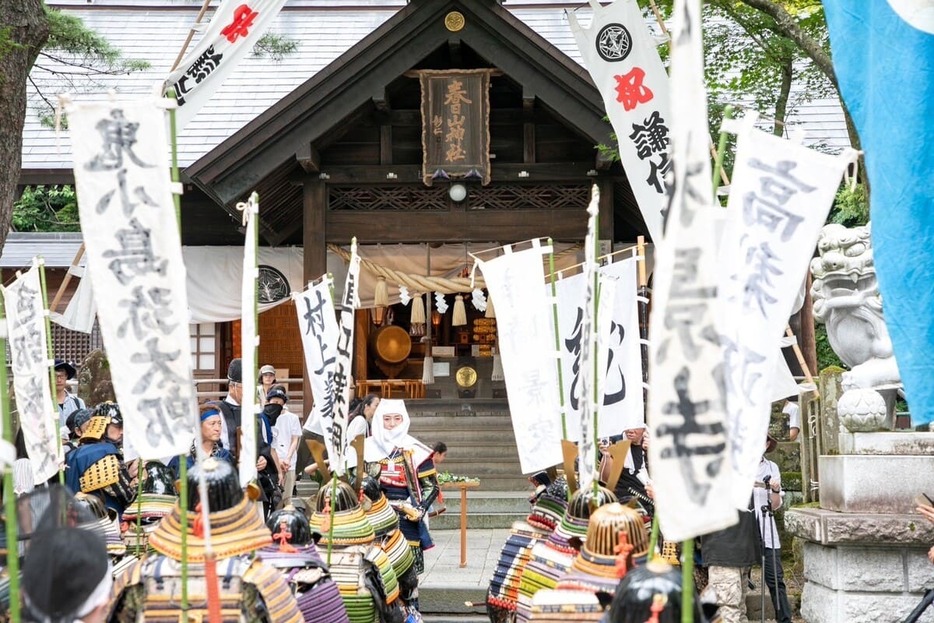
[186, 457, 242, 512]
[315, 480, 359, 513]
[142, 461, 178, 496]
[94, 401, 122, 427]
[361, 476, 382, 502]
[567, 484, 617, 521]
[266, 506, 314, 545]
[72, 492, 108, 521]
[604, 560, 707, 623]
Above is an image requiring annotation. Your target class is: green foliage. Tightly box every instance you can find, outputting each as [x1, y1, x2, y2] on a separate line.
[815, 323, 845, 372]
[252, 33, 298, 61]
[13, 185, 81, 232]
[29, 8, 151, 127]
[828, 184, 869, 227]
[0, 26, 24, 57]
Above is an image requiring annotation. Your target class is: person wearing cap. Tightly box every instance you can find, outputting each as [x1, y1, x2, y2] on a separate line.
[754, 434, 792, 623]
[168, 403, 235, 477]
[214, 358, 275, 477]
[266, 384, 301, 508]
[55, 359, 85, 439]
[603, 424, 652, 510]
[259, 364, 277, 403]
[22, 526, 112, 623]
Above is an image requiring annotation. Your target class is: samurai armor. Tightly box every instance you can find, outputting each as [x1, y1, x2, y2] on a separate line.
[528, 589, 604, 622]
[79, 453, 121, 492]
[487, 521, 549, 623]
[259, 543, 350, 623]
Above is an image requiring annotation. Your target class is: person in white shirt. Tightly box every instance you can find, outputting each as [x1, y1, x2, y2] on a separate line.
[754, 435, 792, 623]
[266, 385, 301, 508]
[782, 397, 800, 441]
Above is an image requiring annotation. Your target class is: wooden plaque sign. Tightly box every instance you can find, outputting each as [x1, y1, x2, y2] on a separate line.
[419, 69, 492, 186]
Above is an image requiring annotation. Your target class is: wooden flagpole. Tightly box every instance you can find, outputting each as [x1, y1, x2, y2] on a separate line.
[37, 258, 65, 486]
[48, 244, 85, 315]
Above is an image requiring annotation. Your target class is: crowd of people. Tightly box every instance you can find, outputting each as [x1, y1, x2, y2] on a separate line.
[10, 357, 453, 623]
[9, 360, 933, 623]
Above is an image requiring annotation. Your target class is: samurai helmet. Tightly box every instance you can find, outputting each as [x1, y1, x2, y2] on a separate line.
[142, 461, 177, 496]
[605, 560, 708, 623]
[582, 502, 649, 559]
[93, 401, 122, 428]
[566, 484, 617, 522]
[185, 457, 242, 513]
[361, 476, 383, 502]
[72, 492, 108, 521]
[266, 506, 315, 545]
[315, 480, 359, 513]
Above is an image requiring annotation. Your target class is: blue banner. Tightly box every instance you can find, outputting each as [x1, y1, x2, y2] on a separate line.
[824, 2, 934, 424]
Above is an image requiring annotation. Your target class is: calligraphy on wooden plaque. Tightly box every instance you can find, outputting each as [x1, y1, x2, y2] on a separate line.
[419, 69, 492, 186]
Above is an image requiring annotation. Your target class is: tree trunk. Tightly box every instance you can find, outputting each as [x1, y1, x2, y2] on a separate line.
[773, 55, 793, 136]
[0, 0, 50, 252]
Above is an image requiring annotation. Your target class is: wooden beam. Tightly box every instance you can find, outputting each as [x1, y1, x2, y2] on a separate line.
[448, 36, 463, 67]
[326, 208, 587, 244]
[296, 143, 321, 173]
[372, 87, 390, 114]
[308, 162, 596, 185]
[597, 177, 614, 240]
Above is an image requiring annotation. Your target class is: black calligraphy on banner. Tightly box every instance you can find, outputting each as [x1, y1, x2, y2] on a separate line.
[5, 268, 59, 482]
[327, 255, 359, 471]
[603, 321, 626, 407]
[656, 366, 726, 505]
[78, 104, 194, 454]
[565, 307, 584, 411]
[615, 71, 671, 196]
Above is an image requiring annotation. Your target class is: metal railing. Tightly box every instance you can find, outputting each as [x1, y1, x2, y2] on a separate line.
[194, 377, 305, 403]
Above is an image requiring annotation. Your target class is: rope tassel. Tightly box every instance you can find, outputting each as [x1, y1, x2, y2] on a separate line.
[452, 294, 467, 326]
[374, 276, 389, 308]
[411, 294, 426, 324]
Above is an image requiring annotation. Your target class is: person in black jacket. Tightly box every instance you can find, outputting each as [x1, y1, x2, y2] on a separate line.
[699, 498, 762, 623]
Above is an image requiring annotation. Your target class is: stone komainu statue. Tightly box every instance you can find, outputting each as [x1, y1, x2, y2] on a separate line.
[810, 222, 900, 390]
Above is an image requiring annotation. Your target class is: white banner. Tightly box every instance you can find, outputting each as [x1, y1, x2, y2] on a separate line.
[165, 0, 287, 130]
[329, 244, 360, 476]
[239, 193, 259, 485]
[719, 126, 853, 508]
[568, 0, 671, 242]
[68, 99, 197, 460]
[294, 278, 340, 445]
[647, 0, 736, 542]
[4, 264, 60, 483]
[476, 243, 563, 474]
[599, 257, 645, 433]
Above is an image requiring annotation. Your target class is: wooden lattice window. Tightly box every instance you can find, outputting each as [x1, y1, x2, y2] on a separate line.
[329, 185, 450, 211]
[50, 322, 105, 365]
[465, 184, 590, 210]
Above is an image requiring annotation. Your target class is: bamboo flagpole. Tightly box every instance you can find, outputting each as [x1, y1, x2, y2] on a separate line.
[36, 258, 65, 485]
[548, 238, 578, 496]
[0, 297, 21, 623]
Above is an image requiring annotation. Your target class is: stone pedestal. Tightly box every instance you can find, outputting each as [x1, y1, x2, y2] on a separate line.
[787, 433, 934, 623]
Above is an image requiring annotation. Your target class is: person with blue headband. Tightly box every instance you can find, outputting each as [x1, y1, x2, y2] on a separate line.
[169, 402, 235, 477]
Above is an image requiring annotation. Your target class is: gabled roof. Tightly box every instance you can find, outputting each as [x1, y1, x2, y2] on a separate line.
[186, 0, 614, 207]
[21, 0, 598, 174]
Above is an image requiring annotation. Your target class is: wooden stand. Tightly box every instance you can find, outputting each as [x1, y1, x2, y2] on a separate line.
[441, 480, 480, 567]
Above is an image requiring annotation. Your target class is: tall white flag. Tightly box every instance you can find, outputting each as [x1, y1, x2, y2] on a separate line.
[329, 244, 361, 476]
[476, 243, 563, 474]
[294, 278, 340, 459]
[598, 257, 645, 433]
[568, 0, 671, 242]
[647, 0, 737, 541]
[68, 99, 198, 460]
[165, 0, 287, 130]
[719, 126, 854, 507]
[4, 263, 59, 483]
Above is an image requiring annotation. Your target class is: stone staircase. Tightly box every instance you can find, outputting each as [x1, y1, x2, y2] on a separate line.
[407, 399, 529, 492]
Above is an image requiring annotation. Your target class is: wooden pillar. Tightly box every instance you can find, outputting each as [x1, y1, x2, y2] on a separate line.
[597, 177, 614, 243]
[303, 179, 327, 414]
[797, 273, 818, 377]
